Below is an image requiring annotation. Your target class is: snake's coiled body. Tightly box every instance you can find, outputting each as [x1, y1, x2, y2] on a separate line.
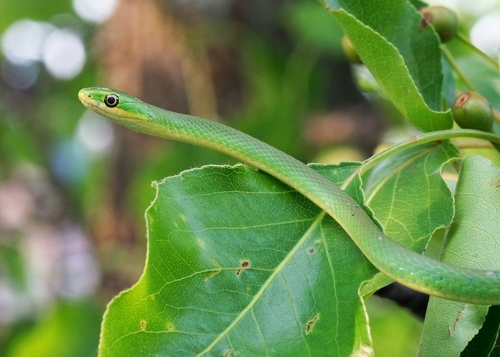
[79, 87, 500, 305]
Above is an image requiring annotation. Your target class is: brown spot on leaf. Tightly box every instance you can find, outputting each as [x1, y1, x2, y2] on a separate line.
[140, 320, 147, 331]
[448, 306, 466, 335]
[305, 313, 320, 335]
[308, 248, 315, 254]
[236, 260, 250, 276]
[204, 269, 222, 282]
[241, 260, 250, 268]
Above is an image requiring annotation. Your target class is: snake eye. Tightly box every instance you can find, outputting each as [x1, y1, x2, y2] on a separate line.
[104, 94, 119, 108]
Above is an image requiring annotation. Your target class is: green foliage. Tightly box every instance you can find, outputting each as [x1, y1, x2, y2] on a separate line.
[2, 0, 500, 356]
[94, 0, 500, 356]
[0, 0, 72, 33]
[367, 297, 423, 356]
[100, 143, 461, 356]
[6, 302, 102, 357]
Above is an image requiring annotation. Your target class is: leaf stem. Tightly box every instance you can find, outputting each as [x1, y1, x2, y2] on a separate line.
[456, 32, 499, 70]
[453, 141, 493, 149]
[343, 130, 500, 185]
[441, 46, 476, 91]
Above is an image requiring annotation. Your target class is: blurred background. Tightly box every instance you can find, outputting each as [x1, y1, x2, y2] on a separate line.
[0, 0, 499, 356]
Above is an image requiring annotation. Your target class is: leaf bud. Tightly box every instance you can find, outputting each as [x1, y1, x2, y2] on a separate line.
[452, 92, 494, 132]
[420, 6, 458, 42]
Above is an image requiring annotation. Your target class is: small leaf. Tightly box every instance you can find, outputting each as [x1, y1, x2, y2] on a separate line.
[322, 0, 453, 132]
[419, 155, 500, 356]
[364, 141, 457, 250]
[361, 141, 459, 294]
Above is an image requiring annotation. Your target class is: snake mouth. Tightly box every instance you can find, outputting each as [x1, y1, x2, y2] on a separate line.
[78, 89, 101, 111]
[77, 89, 90, 106]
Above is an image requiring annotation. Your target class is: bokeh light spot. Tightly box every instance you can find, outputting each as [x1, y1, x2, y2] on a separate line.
[42, 29, 86, 80]
[73, 0, 119, 23]
[1, 19, 54, 64]
[470, 12, 500, 56]
[1, 61, 39, 89]
[76, 111, 115, 156]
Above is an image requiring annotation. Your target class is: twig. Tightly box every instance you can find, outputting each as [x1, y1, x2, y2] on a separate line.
[456, 33, 499, 70]
[441, 46, 476, 91]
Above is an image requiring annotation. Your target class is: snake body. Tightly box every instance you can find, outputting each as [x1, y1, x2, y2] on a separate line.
[79, 87, 500, 305]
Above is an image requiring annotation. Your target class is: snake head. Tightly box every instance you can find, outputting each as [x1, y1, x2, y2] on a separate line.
[78, 87, 149, 130]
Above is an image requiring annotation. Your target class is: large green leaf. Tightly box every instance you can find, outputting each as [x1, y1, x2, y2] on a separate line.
[419, 155, 500, 356]
[322, 0, 453, 132]
[99, 163, 378, 356]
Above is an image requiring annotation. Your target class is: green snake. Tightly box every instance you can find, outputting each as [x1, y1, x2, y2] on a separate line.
[79, 87, 500, 305]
